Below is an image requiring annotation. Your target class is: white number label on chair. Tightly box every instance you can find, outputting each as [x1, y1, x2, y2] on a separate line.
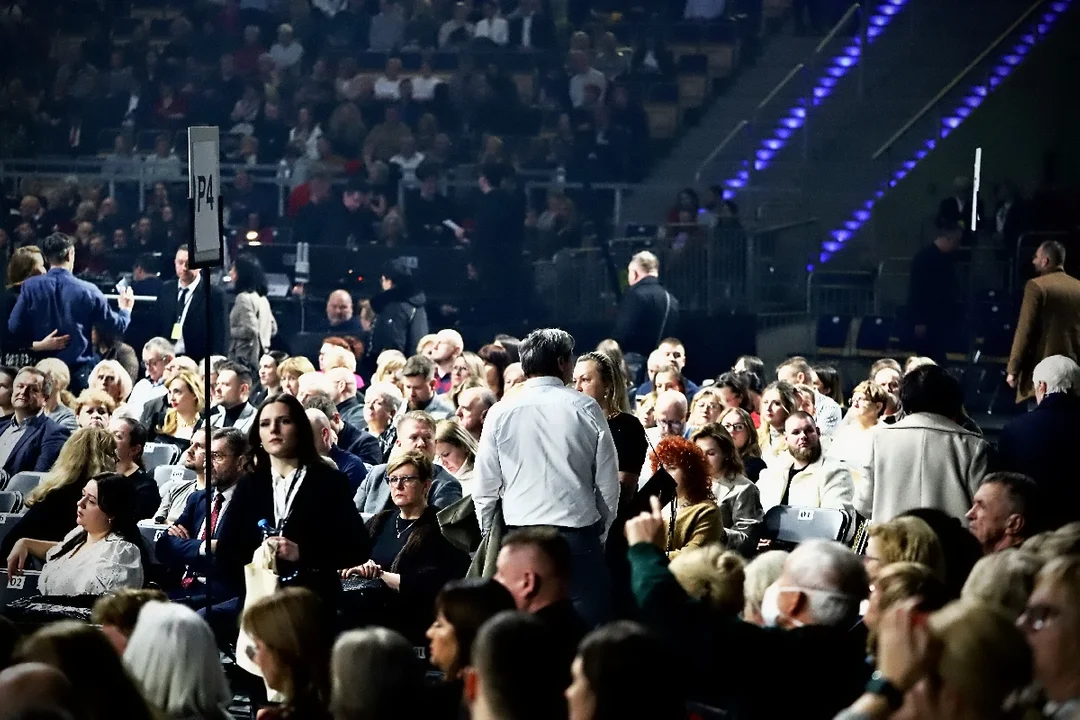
[7, 576, 25, 589]
[171, 469, 186, 480]
[797, 509, 815, 521]
[155, 530, 165, 542]
[0, 516, 6, 523]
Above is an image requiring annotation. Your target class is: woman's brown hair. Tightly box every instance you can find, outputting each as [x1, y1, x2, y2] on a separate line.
[6, 245, 43, 288]
[241, 587, 332, 709]
[690, 422, 746, 478]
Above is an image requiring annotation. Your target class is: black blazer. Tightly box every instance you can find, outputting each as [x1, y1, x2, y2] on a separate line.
[156, 485, 262, 599]
[611, 275, 680, 357]
[508, 12, 556, 50]
[0, 414, 72, 479]
[155, 278, 227, 362]
[337, 422, 383, 467]
[365, 506, 469, 642]
[230, 461, 371, 606]
[997, 392, 1080, 529]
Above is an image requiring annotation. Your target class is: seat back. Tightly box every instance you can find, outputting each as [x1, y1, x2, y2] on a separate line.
[4, 471, 45, 497]
[138, 523, 171, 566]
[144, 443, 180, 474]
[761, 505, 850, 550]
[0, 492, 20, 514]
[0, 512, 21, 551]
[0, 570, 40, 607]
[154, 464, 196, 489]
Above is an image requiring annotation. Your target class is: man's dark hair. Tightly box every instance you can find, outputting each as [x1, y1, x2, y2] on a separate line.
[402, 354, 435, 381]
[113, 417, 147, 463]
[577, 621, 683, 720]
[132, 253, 158, 274]
[1040, 240, 1066, 267]
[471, 612, 565, 720]
[501, 527, 573, 585]
[302, 390, 338, 420]
[735, 355, 765, 382]
[212, 426, 250, 459]
[216, 360, 253, 387]
[519, 328, 574, 379]
[785, 410, 816, 428]
[266, 350, 289, 365]
[899, 364, 964, 420]
[41, 233, 74, 266]
[981, 472, 1042, 536]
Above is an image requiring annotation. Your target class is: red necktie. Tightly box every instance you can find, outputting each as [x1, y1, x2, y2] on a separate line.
[181, 493, 224, 589]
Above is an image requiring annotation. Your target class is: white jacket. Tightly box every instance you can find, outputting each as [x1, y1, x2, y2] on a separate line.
[857, 412, 989, 523]
[757, 453, 854, 513]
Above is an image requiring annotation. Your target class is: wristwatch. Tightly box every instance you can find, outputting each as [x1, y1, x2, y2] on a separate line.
[865, 670, 905, 710]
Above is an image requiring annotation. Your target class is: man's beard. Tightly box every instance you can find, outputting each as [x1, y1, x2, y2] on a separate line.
[790, 442, 821, 464]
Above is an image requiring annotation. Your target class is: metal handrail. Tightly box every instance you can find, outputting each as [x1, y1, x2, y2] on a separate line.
[693, 2, 860, 183]
[871, 0, 1048, 160]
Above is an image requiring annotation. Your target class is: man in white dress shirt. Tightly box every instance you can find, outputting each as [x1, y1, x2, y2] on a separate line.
[125, 337, 175, 420]
[473, 328, 620, 627]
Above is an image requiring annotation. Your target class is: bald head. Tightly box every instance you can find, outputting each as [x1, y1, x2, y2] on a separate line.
[326, 366, 358, 403]
[655, 390, 688, 438]
[326, 290, 354, 324]
[0, 662, 75, 720]
[433, 329, 464, 364]
[305, 408, 334, 454]
[297, 372, 333, 404]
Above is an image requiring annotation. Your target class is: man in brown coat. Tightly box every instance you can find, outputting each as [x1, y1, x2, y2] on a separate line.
[1007, 240, 1080, 401]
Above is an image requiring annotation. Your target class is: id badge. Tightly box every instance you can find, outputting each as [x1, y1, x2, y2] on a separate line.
[171, 322, 182, 340]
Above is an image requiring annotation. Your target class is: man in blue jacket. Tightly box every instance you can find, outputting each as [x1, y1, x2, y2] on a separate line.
[7, 233, 134, 391]
[0, 367, 71, 483]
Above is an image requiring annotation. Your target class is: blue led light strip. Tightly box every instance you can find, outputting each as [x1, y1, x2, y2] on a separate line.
[720, 0, 911, 200]
[814, 0, 1073, 269]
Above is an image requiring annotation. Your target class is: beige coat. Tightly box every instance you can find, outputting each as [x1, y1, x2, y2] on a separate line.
[857, 412, 989, 523]
[1007, 269, 1080, 402]
[757, 454, 854, 514]
[229, 291, 277, 369]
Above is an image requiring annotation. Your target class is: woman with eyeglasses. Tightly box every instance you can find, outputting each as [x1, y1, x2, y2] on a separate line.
[6, 472, 146, 596]
[826, 380, 888, 490]
[341, 450, 469, 642]
[717, 407, 766, 482]
[1020, 555, 1080, 715]
[688, 387, 725, 429]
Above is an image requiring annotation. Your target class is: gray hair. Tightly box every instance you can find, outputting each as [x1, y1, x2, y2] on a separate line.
[785, 539, 868, 626]
[123, 602, 231, 716]
[743, 550, 788, 616]
[1032, 355, 1080, 396]
[330, 628, 421, 720]
[520, 328, 575, 378]
[459, 385, 497, 410]
[142, 337, 175, 358]
[367, 381, 404, 414]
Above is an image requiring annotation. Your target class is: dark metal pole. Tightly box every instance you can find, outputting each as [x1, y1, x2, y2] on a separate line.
[203, 257, 214, 618]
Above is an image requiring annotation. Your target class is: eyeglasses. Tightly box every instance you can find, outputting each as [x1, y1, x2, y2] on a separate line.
[722, 422, 747, 433]
[386, 475, 422, 487]
[1018, 603, 1061, 632]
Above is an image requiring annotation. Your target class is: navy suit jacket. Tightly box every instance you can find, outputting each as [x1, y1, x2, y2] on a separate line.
[156, 486, 259, 598]
[0, 414, 71, 477]
[338, 422, 383, 467]
[997, 392, 1080, 528]
[7, 267, 130, 367]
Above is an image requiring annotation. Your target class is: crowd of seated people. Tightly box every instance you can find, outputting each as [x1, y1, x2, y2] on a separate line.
[0, 273, 1079, 718]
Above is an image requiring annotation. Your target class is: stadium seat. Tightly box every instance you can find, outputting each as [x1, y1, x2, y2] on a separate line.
[0, 570, 40, 607]
[0, 513, 21, 553]
[154, 464, 196, 490]
[677, 54, 710, 108]
[3, 471, 45, 497]
[759, 505, 851, 551]
[144, 443, 181, 474]
[815, 314, 852, 357]
[855, 315, 891, 358]
[0, 492, 19, 514]
[138, 523, 171, 565]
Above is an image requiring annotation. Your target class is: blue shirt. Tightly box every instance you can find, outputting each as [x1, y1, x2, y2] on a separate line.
[329, 444, 370, 495]
[7, 267, 131, 367]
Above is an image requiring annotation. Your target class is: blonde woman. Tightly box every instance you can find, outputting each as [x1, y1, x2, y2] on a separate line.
[89, 359, 134, 405]
[435, 419, 478, 490]
[157, 369, 204, 441]
[449, 352, 485, 405]
[0, 427, 118, 556]
[863, 515, 946, 583]
[372, 350, 407, 390]
[756, 381, 797, 466]
[73, 389, 117, 429]
[668, 545, 745, 616]
[277, 356, 317, 397]
[688, 387, 724, 429]
[35, 358, 76, 430]
[826, 380, 887, 489]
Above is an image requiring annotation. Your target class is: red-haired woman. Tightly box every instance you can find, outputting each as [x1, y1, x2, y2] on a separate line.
[651, 436, 722, 559]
